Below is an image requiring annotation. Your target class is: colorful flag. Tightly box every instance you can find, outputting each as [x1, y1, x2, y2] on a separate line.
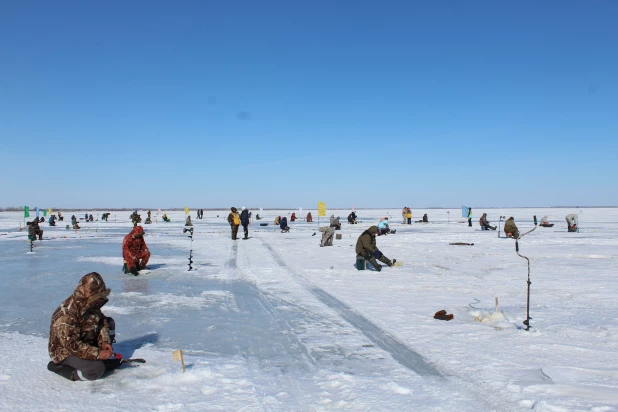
[462, 206, 469, 218]
[318, 201, 326, 217]
[48, 208, 52, 216]
[36, 207, 40, 217]
[24, 206, 29, 218]
[184, 207, 189, 215]
[42, 209, 47, 217]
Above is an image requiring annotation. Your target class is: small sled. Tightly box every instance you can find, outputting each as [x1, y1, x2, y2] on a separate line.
[260, 223, 268, 226]
[540, 223, 554, 228]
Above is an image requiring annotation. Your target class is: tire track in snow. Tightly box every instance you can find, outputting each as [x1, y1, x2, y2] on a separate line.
[259, 239, 523, 412]
[224, 241, 316, 410]
[259, 240, 441, 377]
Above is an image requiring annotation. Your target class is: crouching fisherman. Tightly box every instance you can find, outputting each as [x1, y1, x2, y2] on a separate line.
[29, 217, 44, 240]
[503, 217, 519, 238]
[565, 213, 578, 232]
[122, 225, 150, 275]
[355, 226, 396, 271]
[47, 272, 119, 381]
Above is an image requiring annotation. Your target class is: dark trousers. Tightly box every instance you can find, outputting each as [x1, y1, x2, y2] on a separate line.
[231, 225, 239, 239]
[468, 218, 472, 227]
[361, 251, 392, 268]
[61, 355, 106, 381]
[58, 316, 116, 381]
[407, 218, 411, 224]
[242, 224, 248, 239]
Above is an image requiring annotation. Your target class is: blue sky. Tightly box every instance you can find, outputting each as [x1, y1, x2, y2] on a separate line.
[1, 1, 616, 208]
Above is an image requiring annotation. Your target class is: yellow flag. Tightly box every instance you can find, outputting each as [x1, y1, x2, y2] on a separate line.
[172, 349, 185, 372]
[184, 207, 189, 215]
[318, 201, 326, 217]
[48, 208, 52, 216]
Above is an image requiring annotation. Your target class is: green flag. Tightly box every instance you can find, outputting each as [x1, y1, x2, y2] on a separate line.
[24, 206, 29, 218]
[43, 209, 48, 217]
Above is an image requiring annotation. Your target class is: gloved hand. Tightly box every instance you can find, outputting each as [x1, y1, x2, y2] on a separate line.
[373, 250, 382, 259]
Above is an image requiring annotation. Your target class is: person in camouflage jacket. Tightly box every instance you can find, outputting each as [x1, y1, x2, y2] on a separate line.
[122, 225, 150, 275]
[28, 217, 44, 240]
[48, 272, 116, 381]
[504, 217, 519, 238]
[355, 226, 395, 271]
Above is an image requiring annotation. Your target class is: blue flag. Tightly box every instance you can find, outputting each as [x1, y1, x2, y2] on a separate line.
[462, 206, 469, 218]
[36, 207, 40, 217]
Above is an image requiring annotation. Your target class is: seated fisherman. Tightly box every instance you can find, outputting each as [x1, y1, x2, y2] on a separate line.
[330, 215, 341, 230]
[348, 211, 357, 224]
[355, 226, 396, 272]
[479, 213, 496, 230]
[280, 216, 290, 232]
[47, 272, 119, 381]
[377, 217, 394, 235]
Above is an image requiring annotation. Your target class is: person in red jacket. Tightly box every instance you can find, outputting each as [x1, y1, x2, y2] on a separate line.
[122, 226, 150, 275]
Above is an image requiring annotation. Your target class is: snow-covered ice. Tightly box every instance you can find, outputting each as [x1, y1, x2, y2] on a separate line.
[1, 208, 617, 411]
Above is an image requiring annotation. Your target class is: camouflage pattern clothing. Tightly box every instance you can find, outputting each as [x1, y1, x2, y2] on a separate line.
[48, 272, 112, 364]
[504, 217, 519, 238]
[29, 218, 43, 240]
[122, 225, 150, 271]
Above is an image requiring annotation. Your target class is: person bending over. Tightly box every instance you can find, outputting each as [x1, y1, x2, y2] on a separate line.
[122, 225, 150, 275]
[355, 226, 396, 271]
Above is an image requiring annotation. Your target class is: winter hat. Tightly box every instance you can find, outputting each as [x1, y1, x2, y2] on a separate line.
[242, 207, 246, 210]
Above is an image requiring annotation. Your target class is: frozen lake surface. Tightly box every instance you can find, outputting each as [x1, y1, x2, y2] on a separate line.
[1, 207, 617, 411]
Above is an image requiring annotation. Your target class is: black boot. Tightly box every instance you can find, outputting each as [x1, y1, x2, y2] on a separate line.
[47, 361, 79, 381]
